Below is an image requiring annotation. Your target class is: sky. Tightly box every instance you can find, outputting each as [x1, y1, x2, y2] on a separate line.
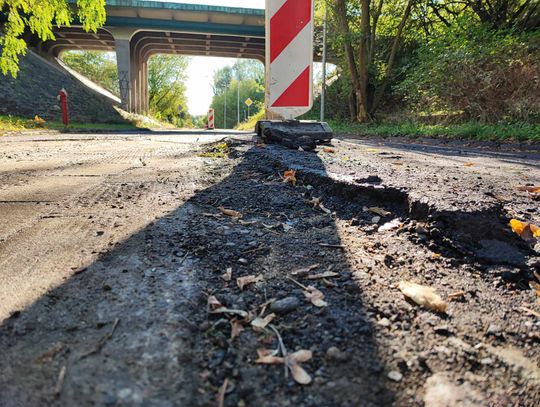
[158, 1, 264, 115]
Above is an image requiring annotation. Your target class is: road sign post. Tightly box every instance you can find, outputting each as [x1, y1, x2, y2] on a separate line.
[245, 98, 253, 118]
[257, 0, 332, 150]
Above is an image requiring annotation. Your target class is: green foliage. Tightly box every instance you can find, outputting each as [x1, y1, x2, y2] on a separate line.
[61, 51, 119, 95]
[328, 120, 540, 142]
[399, 21, 540, 122]
[148, 54, 191, 127]
[210, 59, 264, 129]
[0, 0, 105, 77]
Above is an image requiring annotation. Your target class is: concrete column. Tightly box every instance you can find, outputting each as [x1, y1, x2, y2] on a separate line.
[111, 28, 137, 112]
[115, 39, 132, 111]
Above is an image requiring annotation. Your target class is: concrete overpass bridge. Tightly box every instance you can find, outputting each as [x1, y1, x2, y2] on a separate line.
[42, 0, 266, 113]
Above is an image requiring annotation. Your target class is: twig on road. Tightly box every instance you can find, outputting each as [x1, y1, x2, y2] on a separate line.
[217, 378, 229, 407]
[79, 318, 119, 360]
[53, 365, 66, 397]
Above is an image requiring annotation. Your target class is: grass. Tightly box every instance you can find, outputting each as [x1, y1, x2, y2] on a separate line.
[235, 109, 265, 131]
[0, 114, 137, 133]
[328, 120, 540, 143]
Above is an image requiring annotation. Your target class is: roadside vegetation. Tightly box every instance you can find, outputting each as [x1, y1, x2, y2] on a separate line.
[210, 59, 265, 129]
[0, 114, 136, 133]
[307, 0, 539, 140]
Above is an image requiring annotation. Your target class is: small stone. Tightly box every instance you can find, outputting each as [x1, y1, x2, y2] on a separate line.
[237, 258, 248, 265]
[325, 346, 348, 363]
[102, 284, 112, 291]
[486, 324, 502, 337]
[377, 318, 391, 327]
[270, 297, 300, 315]
[96, 231, 105, 236]
[387, 370, 403, 382]
[480, 357, 493, 365]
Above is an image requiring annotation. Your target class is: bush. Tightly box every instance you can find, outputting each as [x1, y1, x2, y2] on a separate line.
[399, 21, 540, 123]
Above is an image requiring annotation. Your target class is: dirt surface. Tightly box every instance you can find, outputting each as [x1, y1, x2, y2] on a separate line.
[0, 132, 539, 406]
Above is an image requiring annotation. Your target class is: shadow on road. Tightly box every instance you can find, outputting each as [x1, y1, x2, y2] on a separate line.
[0, 143, 396, 406]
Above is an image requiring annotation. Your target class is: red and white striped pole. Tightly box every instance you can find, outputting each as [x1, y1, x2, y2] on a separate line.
[207, 108, 215, 130]
[266, 0, 314, 120]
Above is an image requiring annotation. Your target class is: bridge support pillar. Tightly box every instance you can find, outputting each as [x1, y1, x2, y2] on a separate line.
[111, 28, 142, 113]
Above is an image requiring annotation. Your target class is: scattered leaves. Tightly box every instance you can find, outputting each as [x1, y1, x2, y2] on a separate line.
[208, 295, 248, 318]
[517, 185, 540, 194]
[285, 350, 313, 385]
[529, 281, 540, 297]
[398, 281, 447, 313]
[255, 349, 313, 385]
[251, 313, 276, 330]
[219, 207, 242, 218]
[510, 219, 540, 241]
[255, 348, 283, 365]
[291, 264, 320, 277]
[237, 274, 263, 290]
[283, 170, 297, 186]
[230, 320, 245, 340]
[34, 115, 46, 126]
[303, 286, 328, 307]
[222, 267, 232, 282]
[323, 147, 335, 153]
[463, 162, 475, 167]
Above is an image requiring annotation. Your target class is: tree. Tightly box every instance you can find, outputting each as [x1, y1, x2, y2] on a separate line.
[61, 50, 119, 95]
[330, 0, 417, 121]
[0, 0, 106, 77]
[210, 59, 265, 129]
[148, 54, 190, 127]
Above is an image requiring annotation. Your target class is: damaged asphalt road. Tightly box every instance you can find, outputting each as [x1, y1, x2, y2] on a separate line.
[0, 132, 539, 406]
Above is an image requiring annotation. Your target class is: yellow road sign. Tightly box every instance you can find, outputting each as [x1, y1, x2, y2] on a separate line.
[245, 98, 253, 107]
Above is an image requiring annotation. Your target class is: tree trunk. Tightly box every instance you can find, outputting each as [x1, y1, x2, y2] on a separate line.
[357, 0, 371, 122]
[369, 0, 384, 65]
[370, 0, 414, 115]
[334, 0, 359, 120]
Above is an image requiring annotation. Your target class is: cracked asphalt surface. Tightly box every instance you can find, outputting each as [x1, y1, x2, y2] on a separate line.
[0, 131, 539, 406]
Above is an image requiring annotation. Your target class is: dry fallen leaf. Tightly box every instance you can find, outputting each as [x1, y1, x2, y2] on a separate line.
[208, 295, 223, 311]
[517, 185, 540, 194]
[291, 264, 320, 277]
[529, 281, 540, 297]
[222, 267, 232, 282]
[230, 320, 245, 340]
[463, 162, 475, 167]
[219, 206, 242, 218]
[251, 313, 276, 330]
[255, 348, 284, 364]
[510, 219, 540, 241]
[256, 349, 313, 385]
[303, 286, 328, 307]
[237, 274, 263, 290]
[283, 170, 297, 186]
[287, 350, 313, 384]
[323, 147, 335, 153]
[369, 207, 391, 217]
[398, 281, 447, 313]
